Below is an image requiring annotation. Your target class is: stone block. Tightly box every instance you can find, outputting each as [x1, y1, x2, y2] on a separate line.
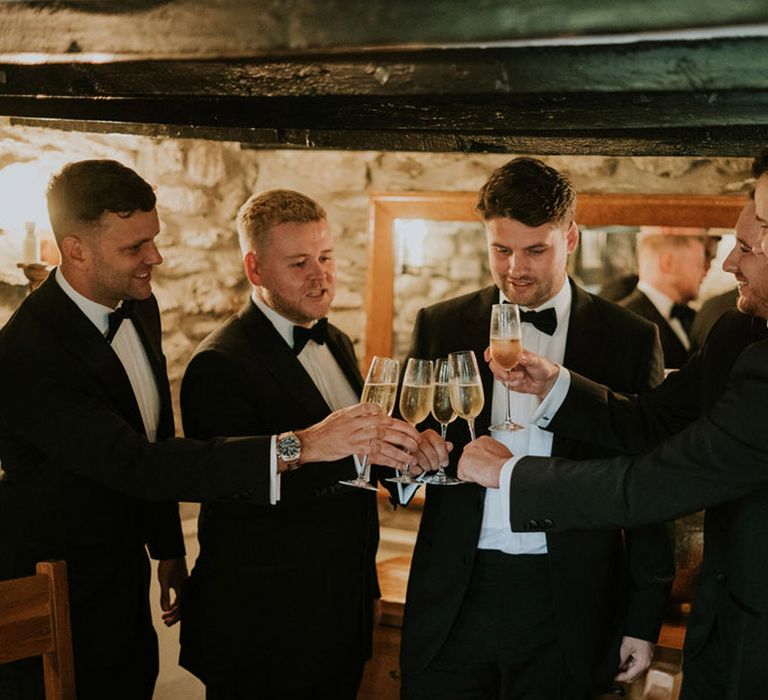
[185, 142, 228, 188]
[255, 151, 368, 194]
[156, 185, 211, 216]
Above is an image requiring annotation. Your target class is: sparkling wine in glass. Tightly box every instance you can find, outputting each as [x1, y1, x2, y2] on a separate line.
[387, 358, 434, 485]
[423, 357, 463, 486]
[339, 356, 399, 491]
[489, 303, 524, 432]
[448, 350, 484, 441]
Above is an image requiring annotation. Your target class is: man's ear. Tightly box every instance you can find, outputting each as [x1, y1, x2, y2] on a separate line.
[658, 250, 675, 275]
[244, 250, 263, 287]
[565, 221, 580, 254]
[60, 236, 87, 268]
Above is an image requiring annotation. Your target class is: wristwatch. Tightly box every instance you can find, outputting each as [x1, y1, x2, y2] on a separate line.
[276, 431, 302, 470]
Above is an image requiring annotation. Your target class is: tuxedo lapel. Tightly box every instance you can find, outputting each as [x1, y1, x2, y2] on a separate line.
[556, 280, 605, 456]
[32, 275, 146, 434]
[130, 302, 174, 439]
[326, 325, 363, 394]
[237, 301, 336, 423]
[459, 285, 497, 437]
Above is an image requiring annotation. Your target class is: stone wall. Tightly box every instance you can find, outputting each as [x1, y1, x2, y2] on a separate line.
[0, 119, 754, 427]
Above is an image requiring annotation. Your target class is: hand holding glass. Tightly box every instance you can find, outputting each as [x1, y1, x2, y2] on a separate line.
[489, 303, 524, 432]
[387, 358, 434, 485]
[339, 356, 399, 491]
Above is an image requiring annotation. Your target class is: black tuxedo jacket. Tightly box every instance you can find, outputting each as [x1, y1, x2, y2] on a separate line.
[178, 300, 380, 692]
[511, 309, 767, 697]
[0, 274, 273, 676]
[400, 281, 673, 691]
[619, 288, 690, 369]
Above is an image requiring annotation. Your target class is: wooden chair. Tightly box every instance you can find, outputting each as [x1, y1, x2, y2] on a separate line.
[0, 560, 76, 700]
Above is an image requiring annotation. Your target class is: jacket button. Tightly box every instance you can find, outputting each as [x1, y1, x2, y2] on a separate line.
[525, 519, 539, 530]
[543, 518, 554, 529]
[463, 553, 472, 565]
[716, 572, 727, 582]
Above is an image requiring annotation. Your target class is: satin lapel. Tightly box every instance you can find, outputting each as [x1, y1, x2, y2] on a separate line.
[130, 300, 174, 438]
[237, 301, 334, 422]
[460, 285, 497, 437]
[326, 325, 363, 394]
[32, 274, 146, 433]
[556, 280, 604, 454]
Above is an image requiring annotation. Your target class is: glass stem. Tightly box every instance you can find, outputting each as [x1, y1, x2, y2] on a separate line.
[467, 418, 476, 441]
[358, 452, 370, 482]
[505, 372, 513, 424]
[436, 423, 448, 480]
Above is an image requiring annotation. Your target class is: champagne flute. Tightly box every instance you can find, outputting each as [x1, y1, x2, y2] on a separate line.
[448, 350, 484, 441]
[422, 357, 463, 486]
[489, 303, 524, 432]
[386, 358, 434, 485]
[339, 356, 399, 491]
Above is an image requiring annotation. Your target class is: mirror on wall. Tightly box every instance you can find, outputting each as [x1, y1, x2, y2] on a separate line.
[365, 191, 744, 367]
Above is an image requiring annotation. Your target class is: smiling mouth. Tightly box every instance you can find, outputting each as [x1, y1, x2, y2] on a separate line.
[306, 289, 326, 298]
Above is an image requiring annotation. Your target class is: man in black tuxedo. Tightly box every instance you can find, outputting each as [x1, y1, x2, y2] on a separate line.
[0, 162, 405, 700]
[618, 228, 710, 369]
[459, 186, 768, 699]
[178, 189, 425, 699]
[400, 158, 673, 699]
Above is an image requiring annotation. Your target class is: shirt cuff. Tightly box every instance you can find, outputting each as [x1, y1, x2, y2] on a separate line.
[531, 366, 571, 428]
[499, 456, 524, 527]
[269, 435, 281, 505]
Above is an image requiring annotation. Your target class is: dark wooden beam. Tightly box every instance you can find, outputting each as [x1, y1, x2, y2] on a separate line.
[2, 1, 768, 55]
[12, 117, 768, 157]
[2, 39, 768, 96]
[2, 24, 768, 155]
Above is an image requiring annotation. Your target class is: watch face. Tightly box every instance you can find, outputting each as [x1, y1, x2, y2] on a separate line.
[279, 434, 301, 461]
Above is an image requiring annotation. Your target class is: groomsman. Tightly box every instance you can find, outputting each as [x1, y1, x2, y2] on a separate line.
[400, 157, 673, 699]
[0, 162, 401, 700]
[460, 154, 768, 699]
[178, 189, 429, 699]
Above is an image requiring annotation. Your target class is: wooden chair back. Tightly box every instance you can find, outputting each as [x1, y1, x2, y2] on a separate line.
[0, 560, 76, 700]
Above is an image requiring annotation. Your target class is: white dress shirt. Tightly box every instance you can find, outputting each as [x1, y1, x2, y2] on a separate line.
[478, 279, 572, 554]
[637, 280, 690, 350]
[55, 268, 161, 442]
[251, 293, 362, 504]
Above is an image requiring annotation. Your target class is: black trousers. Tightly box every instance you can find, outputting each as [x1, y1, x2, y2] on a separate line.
[205, 660, 365, 700]
[682, 593, 768, 700]
[401, 551, 589, 700]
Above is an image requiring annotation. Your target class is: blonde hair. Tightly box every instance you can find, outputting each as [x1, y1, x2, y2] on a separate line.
[236, 189, 326, 254]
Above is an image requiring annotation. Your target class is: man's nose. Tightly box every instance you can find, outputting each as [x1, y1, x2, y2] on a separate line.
[146, 241, 163, 265]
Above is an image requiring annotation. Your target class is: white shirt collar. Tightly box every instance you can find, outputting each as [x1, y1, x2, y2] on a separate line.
[637, 280, 675, 319]
[250, 290, 324, 350]
[499, 276, 572, 323]
[55, 267, 115, 336]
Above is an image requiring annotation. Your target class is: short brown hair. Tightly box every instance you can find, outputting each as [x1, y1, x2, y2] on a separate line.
[236, 189, 326, 254]
[476, 157, 576, 227]
[752, 148, 768, 180]
[47, 160, 156, 240]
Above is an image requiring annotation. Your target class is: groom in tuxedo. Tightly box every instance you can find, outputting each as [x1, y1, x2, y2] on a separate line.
[0, 161, 406, 700]
[459, 154, 768, 699]
[400, 157, 674, 699]
[178, 189, 427, 699]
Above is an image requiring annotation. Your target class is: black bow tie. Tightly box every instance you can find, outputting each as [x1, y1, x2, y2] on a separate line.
[293, 318, 328, 354]
[519, 307, 558, 336]
[105, 300, 135, 343]
[670, 303, 695, 336]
